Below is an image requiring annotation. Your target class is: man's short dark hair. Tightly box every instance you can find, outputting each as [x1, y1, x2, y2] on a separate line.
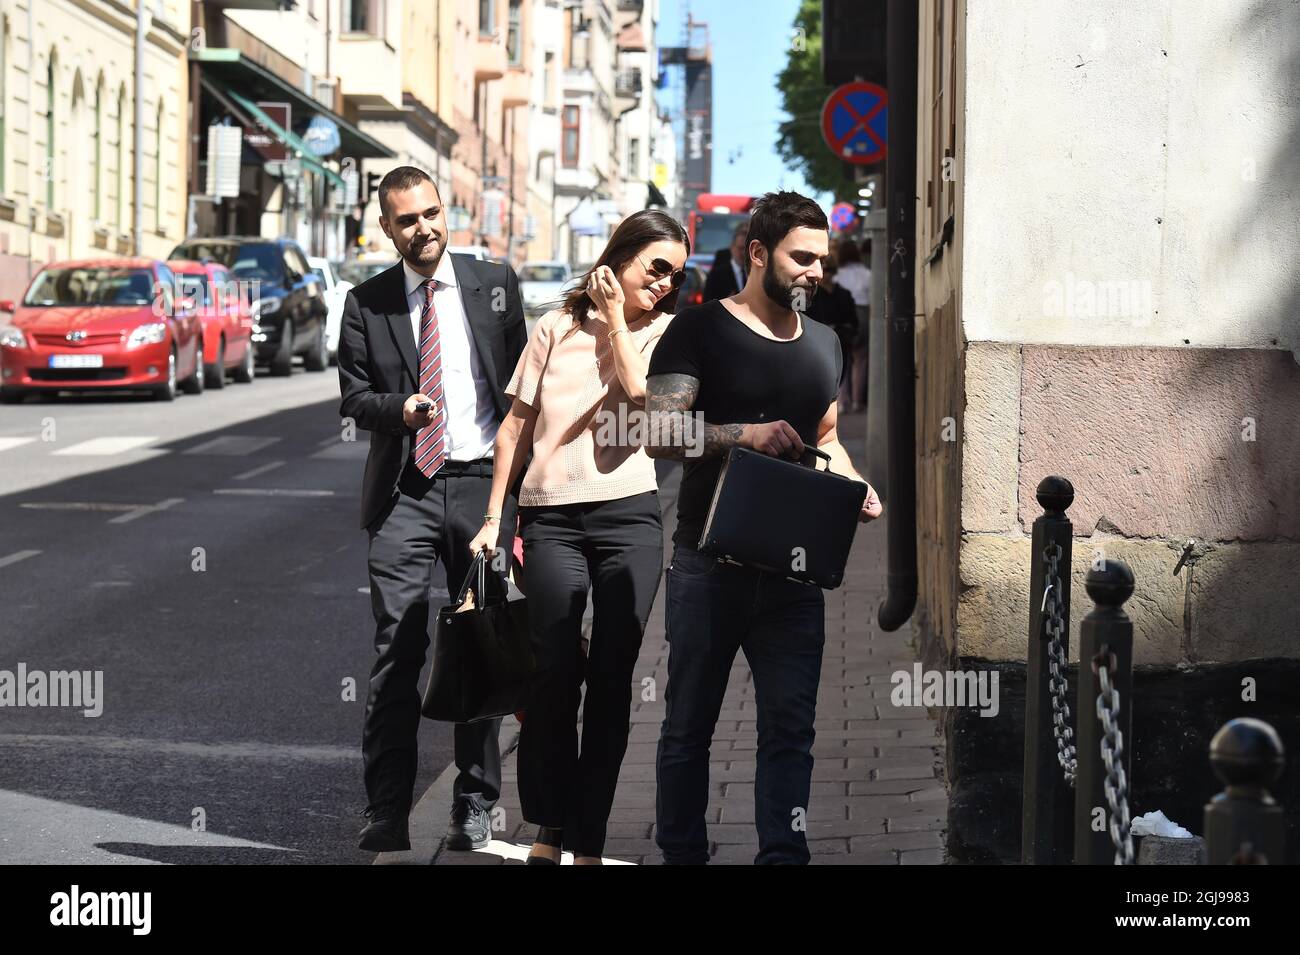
[378, 165, 438, 218]
[745, 190, 829, 257]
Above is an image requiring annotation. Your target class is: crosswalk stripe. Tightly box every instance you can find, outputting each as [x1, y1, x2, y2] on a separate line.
[51, 437, 157, 456]
[0, 550, 41, 569]
[214, 488, 335, 497]
[233, 460, 286, 480]
[183, 435, 282, 456]
[0, 437, 38, 453]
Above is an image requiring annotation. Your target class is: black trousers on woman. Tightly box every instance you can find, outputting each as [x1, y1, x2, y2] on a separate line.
[517, 490, 663, 857]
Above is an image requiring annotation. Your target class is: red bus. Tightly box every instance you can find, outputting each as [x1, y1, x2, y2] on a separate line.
[687, 193, 756, 263]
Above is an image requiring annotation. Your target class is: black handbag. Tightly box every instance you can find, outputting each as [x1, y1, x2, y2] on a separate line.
[699, 446, 868, 589]
[421, 551, 534, 724]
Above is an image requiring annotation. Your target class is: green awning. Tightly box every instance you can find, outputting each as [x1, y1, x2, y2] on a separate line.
[194, 47, 395, 160]
[226, 89, 347, 189]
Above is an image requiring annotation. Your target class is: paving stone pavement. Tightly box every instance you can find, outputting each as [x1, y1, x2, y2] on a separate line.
[425, 412, 948, 865]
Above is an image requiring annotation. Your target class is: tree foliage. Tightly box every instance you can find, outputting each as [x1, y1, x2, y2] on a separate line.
[775, 0, 856, 202]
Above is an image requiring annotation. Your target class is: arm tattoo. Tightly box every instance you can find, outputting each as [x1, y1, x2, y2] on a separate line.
[645, 373, 745, 461]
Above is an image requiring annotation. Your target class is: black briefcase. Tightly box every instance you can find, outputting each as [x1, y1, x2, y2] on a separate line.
[422, 551, 533, 724]
[699, 446, 867, 589]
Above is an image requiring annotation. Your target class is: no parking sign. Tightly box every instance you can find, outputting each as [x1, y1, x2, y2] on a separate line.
[821, 82, 888, 165]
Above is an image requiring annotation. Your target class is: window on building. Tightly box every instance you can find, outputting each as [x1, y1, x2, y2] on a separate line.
[93, 79, 102, 220]
[507, 0, 522, 65]
[561, 105, 579, 168]
[479, 0, 495, 37]
[0, 19, 7, 195]
[117, 85, 126, 231]
[345, 0, 384, 34]
[567, 8, 588, 70]
[155, 102, 164, 233]
[543, 50, 554, 104]
[45, 51, 56, 209]
[628, 137, 639, 178]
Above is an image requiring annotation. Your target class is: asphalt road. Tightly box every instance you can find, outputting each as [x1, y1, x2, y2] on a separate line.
[0, 363, 457, 864]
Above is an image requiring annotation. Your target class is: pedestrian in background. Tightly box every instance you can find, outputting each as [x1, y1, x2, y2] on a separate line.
[338, 165, 527, 854]
[645, 191, 882, 865]
[469, 209, 690, 864]
[806, 257, 858, 410]
[833, 238, 871, 412]
[701, 222, 748, 302]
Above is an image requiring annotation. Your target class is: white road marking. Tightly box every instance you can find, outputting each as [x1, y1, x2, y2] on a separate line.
[0, 789, 291, 865]
[0, 733, 356, 762]
[0, 550, 41, 569]
[19, 502, 138, 511]
[108, 497, 186, 524]
[183, 435, 281, 456]
[310, 442, 368, 460]
[213, 488, 334, 497]
[233, 459, 285, 481]
[0, 437, 37, 452]
[51, 436, 158, 456]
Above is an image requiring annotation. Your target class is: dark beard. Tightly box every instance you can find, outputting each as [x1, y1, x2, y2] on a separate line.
[405, 236, 443, 270]
[762, 268, 813, 312]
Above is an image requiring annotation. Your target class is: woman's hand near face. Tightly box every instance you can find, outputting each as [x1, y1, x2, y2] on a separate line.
[587, 265, 626, 328]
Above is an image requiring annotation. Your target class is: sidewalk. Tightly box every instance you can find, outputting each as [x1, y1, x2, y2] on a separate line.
[385, 412, 947, 865]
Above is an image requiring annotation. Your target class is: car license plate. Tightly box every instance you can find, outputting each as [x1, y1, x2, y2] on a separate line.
[49, 354, 104, 369]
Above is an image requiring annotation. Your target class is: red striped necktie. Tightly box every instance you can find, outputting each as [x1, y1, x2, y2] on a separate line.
[412, 279, 446, 478]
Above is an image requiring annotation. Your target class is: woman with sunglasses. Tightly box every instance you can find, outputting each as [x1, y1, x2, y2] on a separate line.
[469, 209, 689, 864]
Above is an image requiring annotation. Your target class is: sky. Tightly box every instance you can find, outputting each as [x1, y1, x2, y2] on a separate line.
[654, 0, 832, 208]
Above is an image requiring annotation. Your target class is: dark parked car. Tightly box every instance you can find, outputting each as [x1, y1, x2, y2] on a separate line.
[168, 236, 329, 376]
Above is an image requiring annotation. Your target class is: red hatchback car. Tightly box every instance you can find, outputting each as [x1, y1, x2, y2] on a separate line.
[0, 258, 203, 403]
[168, 259, 256, 389]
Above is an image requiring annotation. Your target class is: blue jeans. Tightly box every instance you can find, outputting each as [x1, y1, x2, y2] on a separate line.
[654, 545, 826, 864]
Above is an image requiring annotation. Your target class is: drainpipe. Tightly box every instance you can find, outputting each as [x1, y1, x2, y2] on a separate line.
[877, 0, 919, 632]
[134, 3, 150, 255]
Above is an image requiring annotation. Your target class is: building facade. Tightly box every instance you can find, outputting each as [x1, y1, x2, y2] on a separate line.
[0, 0, 190, 301]
[912, 0, 1300, 862]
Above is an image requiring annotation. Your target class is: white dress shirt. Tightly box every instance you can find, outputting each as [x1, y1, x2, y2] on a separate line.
[402, 256, 498, 461]
[835, 261, 872, 307]
[731, 258, 745, 292]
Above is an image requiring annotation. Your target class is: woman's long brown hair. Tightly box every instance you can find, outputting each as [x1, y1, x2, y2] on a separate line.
[560, 209, 690, 329]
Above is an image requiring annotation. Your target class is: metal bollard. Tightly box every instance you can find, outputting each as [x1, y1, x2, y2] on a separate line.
[1204, 718, 1286, 864]
[1022, 476, 1075, 865]
[1074, 558, 1135, 864]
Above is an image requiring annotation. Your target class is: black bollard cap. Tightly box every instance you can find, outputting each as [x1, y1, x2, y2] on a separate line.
[1210, 718, 1285, 788]
[1085, 557, 1135, 607]
[1036, 476, 1074, 516]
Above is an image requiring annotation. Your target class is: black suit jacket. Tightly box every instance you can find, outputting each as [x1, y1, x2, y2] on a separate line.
[337, 255, 527, 530]
[702, 249, 742, 302]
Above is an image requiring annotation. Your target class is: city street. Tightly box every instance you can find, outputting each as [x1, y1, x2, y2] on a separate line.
[0, 366, 455, 864]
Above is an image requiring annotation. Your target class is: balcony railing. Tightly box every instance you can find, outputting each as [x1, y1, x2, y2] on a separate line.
[614, 69, 642, 99]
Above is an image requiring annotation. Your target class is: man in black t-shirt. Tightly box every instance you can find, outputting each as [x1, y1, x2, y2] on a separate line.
[645, 191, 882, 865]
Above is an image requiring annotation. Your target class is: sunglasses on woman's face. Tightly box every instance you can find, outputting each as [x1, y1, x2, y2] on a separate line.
[637, 254, 686, 289]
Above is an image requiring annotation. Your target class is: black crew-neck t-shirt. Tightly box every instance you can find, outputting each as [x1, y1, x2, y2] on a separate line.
[648, 298, 843, 547]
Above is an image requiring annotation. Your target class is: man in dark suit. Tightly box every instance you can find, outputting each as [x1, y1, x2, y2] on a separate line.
[338, 165, 526, 853]
[701, 222, 749, 302]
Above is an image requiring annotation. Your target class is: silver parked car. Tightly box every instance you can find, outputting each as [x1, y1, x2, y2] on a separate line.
[307, 257, 354, 365]
[519, 261, 574, 334]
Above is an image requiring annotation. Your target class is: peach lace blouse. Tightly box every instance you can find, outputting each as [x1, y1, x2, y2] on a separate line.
[506, 307, 673, 507]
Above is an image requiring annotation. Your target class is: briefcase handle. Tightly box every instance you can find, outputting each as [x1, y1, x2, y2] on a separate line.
[800, 446, 833, 471]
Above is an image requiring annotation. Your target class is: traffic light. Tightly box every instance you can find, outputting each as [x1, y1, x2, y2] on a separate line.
[365, 172, 381, 207]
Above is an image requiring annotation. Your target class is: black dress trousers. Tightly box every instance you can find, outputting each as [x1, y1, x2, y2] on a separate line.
[362, 458, 517, 814]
